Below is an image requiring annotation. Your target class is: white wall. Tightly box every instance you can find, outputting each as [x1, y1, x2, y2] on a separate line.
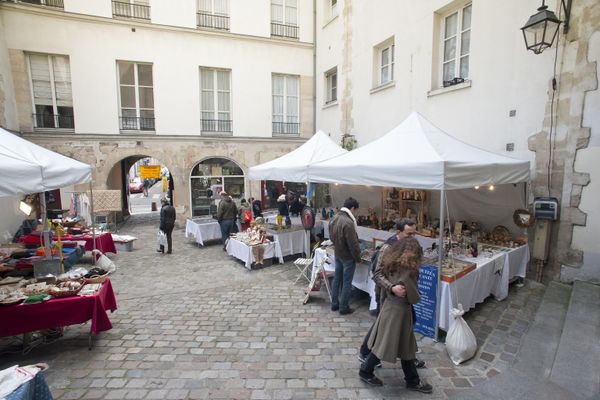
[64, 0, 111, 18]
[151, 0, 196, 28]
[2, 9, 313, 137]
[316, 0, 554, 162]
[572, 30, 600, 280]
[0, 13, 18, 130]
[0, 196, 25, 244]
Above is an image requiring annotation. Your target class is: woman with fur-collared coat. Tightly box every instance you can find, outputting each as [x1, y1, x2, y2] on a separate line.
[359, 237, 433, 394]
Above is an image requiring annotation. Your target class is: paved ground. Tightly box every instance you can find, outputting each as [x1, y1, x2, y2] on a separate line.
[0, 214, 545, 399]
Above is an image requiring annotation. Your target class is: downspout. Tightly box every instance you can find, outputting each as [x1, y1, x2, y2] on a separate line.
[312, 0, 317, 136]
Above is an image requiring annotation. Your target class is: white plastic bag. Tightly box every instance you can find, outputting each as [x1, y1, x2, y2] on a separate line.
[157, 230, 168, 247]
[446, 304, 477, 365]
[91, 249, 117, 273]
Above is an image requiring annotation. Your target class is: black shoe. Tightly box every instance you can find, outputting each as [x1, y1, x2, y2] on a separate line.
[331, 305, 339, 312]
[415, 358, 426, 369]
[358, 354, 382, 368]
[156, 249, 164, 253]
[359, 371, 383, 386]
[167, 251, 172, 254]
[339, 308, 355, 315]
[407, 382, 433, 394]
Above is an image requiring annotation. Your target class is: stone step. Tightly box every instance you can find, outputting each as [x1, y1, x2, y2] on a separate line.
[549, 280, 600, 398]
[449, 281, 573, 400]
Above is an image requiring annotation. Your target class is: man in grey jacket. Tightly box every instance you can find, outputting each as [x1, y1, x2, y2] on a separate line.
[329, 197, 362, 315]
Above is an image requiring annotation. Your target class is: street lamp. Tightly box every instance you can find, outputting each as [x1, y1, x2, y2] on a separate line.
[521, 0, 572, 54]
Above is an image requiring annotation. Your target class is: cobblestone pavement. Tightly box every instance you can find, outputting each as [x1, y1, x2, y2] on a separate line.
[0, 214, 545, 399]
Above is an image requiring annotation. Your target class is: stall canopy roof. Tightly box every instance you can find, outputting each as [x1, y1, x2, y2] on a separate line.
[0, 127, 92, 197]
[308, 112, 530, 190]
[249, 130, 347, 182]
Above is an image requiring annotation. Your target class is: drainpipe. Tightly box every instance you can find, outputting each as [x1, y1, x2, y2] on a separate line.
[312, 0, 317, 136]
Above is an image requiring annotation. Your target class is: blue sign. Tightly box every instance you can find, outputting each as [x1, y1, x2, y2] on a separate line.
[413, 264, 438, 338]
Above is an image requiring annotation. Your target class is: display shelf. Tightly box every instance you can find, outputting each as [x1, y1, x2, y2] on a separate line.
[381, 188, 427, 229]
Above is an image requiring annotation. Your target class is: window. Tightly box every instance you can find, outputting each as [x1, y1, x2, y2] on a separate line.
[200, 67, 232, 134]
[380, 44, 394, 85]
[272, 74, 299, 135]
[325, 68, 337, 104]
[27, 54, 74, 129]
[117, 61, 154, 131]
[271, 0, 298, 39]
[112, 0, 151, 20]
[330, 0, 338, 18]
[442, 3, 471, 85]
[190, 158, 245, 217]
[20, 0, 64, 8]
[197, 0, 229, 30]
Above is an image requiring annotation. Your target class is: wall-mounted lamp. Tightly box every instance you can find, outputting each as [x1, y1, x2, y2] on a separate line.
[474, 186, 480, 190]
[489, 185, 495, 191]
[19, 201, 33, 216]
[521, 0, 572, 54]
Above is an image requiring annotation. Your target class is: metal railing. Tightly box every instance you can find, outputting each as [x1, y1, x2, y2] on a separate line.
[112, 0, 150, 20]
[270, 22, 299, 39]
[201, 119, 232, 133]
[119, 116, 155, 131]
[197, 12, 230, 31]
[272, 121, 299, 135]
[33, 113, 74, 129]
[20, 0, 64, 8]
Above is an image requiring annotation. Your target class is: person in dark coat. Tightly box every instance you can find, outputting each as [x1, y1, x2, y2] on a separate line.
[217, 191, 238, 250]
[329, 197, 362, 315]
[289, 195, 303, 216]
[359, 237, 433, 394]
[158, 197, 176, 254]
[277, 194, 289, 217]
[251, 197, 263, 218]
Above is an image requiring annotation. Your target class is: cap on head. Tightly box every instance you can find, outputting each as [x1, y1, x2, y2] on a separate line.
[277, 194, 286, 202]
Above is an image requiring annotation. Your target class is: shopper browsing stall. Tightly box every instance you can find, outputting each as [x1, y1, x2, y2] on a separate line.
[217, 191, 238, 250]
[329, 197, 362, 315]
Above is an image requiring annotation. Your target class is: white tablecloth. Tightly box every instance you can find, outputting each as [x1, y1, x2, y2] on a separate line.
[315, 244, 529, 326]
[226, 238, 284, 269]
[322, 223, 437, 249]
[267, 228, 309, 257]
[185, 218, 221, 246]
[265, 216, 324, 238]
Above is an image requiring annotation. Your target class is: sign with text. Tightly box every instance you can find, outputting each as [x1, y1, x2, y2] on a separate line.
[140, 165, 161, 179]
[413, 264, 439, 338]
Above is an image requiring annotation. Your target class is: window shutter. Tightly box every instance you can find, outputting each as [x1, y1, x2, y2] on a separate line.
[30, 55, 52, 106]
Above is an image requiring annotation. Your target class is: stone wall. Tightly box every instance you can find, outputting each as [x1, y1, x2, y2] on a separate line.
[528, 0, 599, 282]
[21, 133, 306, 228]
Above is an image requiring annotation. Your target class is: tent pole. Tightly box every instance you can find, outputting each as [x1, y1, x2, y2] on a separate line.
[435, 188, 445, 342]
[89, 182, 96, 265]
[41, 192, 52, 260]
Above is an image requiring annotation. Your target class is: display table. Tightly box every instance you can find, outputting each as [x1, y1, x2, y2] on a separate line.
[226, 238, 284, 270]
[266, 227, 309, 257]
[0, 279, 117, 338]
[321, 223, 437, 249]
[265, 216, 324, 238]
[19, 233, 117, 254]
[185, 218, 222, 246]
[313, 244, 529, 327]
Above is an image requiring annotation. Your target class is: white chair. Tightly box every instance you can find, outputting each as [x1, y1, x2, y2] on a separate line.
[293, 242, 320, 285]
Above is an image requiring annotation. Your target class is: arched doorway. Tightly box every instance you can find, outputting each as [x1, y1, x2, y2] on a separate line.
[190, 157, 245, 217]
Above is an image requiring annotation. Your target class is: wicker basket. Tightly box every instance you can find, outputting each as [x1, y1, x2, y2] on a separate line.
[83, 274, 108, 284]
[47, 286, 81, 298]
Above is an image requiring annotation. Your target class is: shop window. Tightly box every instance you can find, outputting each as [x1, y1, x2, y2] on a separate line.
[190, 158, 245, 217]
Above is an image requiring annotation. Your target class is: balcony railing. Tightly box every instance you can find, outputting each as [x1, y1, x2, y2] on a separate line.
[197, 12, 230, 31]
[270, 22, 299, 39]
[120, 116, 155, 131]
[33, 113, 74, 129]
[201, 119, 232, 133]
[20, 0, 64, 8]
[112, 1, 150, 20]
[272, 121, 299, 135]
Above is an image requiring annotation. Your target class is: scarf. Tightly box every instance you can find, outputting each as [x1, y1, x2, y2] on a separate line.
[340, 207, 357, 229]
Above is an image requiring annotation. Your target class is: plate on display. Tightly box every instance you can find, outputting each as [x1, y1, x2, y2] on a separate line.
[301, 206, 315, 230]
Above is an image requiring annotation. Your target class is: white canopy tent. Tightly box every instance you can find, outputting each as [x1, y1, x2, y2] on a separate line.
[0, 127, 92, 197]
[308, 112, 530, 339]
[249, 130, 347, 182]
[0, 127, 93, 258]
[308, 112, 529, 190]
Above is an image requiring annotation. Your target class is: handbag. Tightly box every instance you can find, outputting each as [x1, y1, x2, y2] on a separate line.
[157, 230, 168, 247]
[243, 209, 252, 223]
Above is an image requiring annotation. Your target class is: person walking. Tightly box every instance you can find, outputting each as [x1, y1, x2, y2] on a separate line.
[158, 197, 176, 254]
[217, 191, 238, 251]
[238, 198, 252, 231]
[359, 237, 433, 394]
[142, 178, 150, 197]
[329, 197, 361, 315]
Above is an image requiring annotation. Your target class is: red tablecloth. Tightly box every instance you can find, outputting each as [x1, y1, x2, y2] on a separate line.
[19, 233, 117, 254]
[0, 279, 118, 337]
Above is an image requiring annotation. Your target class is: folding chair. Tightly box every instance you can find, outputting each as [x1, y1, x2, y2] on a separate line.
[302, 255, 332, 305]
[293, 242, 320, 285]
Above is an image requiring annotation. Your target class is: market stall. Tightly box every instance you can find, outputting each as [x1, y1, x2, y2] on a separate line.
[308, 112, 530, 336]
[185, 217, 222, 246]
[18, 232, 117, 254]
[226, 237, 284, 269]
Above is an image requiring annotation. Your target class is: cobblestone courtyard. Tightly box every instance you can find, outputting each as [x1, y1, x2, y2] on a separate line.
[0, 214, 545, 399]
